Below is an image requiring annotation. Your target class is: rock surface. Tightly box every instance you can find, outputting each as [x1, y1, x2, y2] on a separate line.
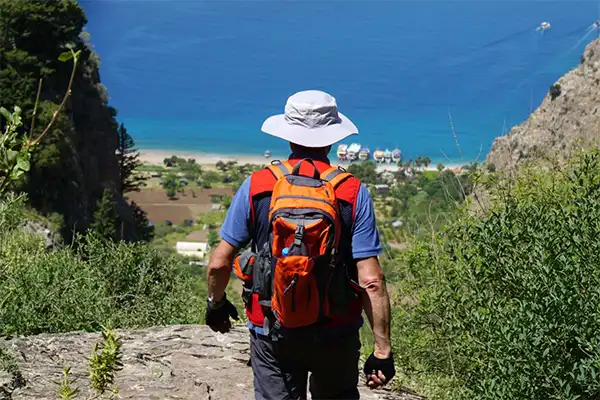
[485, 38, 600, 173]
[1, 324, 418, 400]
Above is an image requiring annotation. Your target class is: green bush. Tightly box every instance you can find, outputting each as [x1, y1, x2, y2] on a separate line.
[394, 148, 600, 399]
[0, 194, 203, 336]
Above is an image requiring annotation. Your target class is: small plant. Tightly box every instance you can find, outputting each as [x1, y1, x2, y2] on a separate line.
[0, 48, 80, 194]
[549, 83, 562, 100]
[0, 344, 26, 393]
[88, 326, 123, 396]
[58, 367, 79, 400]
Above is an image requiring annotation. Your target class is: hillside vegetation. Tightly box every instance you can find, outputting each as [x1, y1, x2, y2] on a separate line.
[391, 148, 600, 399]
[0, 193, 203, 337]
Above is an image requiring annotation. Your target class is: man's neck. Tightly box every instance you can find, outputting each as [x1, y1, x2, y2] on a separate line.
[288, 152, 330, 165]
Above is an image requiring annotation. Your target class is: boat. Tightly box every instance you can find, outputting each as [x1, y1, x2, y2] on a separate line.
[373, 149, 385, 163]
[336, 144, 348, 161]
[347, 143, 361, 161]
[392, 148, 402, 164]
[383, 149, 392, 164]
[358, 146, 370, 161]
[536, 21, 551, 32]
[264, 150, 271, 158]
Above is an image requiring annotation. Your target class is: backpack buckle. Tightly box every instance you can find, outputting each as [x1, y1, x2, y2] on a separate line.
[294, 225, 304, 241]
[292, 225, 305, 251]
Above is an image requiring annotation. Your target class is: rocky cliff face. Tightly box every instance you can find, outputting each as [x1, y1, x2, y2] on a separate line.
[485, 38, 600, 173]
[0, 325, 417, 400]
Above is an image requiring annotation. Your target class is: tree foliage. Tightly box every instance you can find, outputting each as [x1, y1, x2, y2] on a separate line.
[348, 161, 378, 184]
[0, 0, 139, 241]
[90, 189, 118, 241]
[116, 123, 143, 195]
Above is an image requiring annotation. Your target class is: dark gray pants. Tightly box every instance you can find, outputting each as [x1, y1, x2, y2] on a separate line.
[249, 329, 362, 400]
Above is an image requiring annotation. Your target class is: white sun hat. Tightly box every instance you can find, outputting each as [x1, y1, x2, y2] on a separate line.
[261, 90, 359, 147]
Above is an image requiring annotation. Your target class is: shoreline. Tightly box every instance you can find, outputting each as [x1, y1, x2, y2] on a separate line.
[138, 149, 467, 172]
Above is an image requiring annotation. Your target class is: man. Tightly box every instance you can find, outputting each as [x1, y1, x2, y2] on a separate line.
[205, 90, 395, 399]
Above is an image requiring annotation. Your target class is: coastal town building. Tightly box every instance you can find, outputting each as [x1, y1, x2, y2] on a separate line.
[175, 241, 210, 259]
[374, 184, 390, 196]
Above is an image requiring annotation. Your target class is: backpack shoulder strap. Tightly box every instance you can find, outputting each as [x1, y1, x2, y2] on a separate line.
[266, 160, 292, 180]
[320, 166, 352, 189]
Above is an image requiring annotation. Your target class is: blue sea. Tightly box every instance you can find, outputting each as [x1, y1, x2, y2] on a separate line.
[80, 0, 600, 163]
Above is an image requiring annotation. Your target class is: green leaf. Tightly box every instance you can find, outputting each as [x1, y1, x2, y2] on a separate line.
[16, 153, 30, 172]
[0, 107, 11, 122]
[58, 51, 74, 62]
[11, 169, 24, 180]
[6, 150, 18, 163]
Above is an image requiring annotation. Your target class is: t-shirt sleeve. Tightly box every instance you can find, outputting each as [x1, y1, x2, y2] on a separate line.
[219, 176, 251, 248]
[351, 183, 382, 259]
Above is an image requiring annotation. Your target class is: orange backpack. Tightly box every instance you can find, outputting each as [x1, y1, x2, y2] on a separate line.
[234, 158, 352, 332]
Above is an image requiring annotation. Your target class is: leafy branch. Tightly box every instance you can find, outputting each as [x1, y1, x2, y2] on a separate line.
[88, 326, 123, 397]
[0, 48, 81, 194]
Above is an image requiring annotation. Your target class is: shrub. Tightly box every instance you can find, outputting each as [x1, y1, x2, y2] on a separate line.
[394, 148, 600, 399]
[0, 194, 203, 336]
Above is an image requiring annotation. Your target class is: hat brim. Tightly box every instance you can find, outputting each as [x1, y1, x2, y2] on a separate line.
[261, 112, 358, 148]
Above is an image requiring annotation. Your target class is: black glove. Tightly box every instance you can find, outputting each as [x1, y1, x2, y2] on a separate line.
[363, 351, 395, 386]
[205, 293, 239, 333]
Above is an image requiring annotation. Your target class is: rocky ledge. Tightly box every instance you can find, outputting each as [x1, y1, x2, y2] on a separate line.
[1, 324, 418, 400]
[485, 38, 600, 173]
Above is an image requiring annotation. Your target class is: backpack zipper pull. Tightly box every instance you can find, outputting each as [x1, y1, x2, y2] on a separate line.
[283, 274, 298, 295]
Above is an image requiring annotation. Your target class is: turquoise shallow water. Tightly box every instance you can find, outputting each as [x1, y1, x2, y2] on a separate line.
[81, 0, 600, 163]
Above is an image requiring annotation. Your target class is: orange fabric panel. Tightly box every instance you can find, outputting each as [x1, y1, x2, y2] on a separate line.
[272, 256, 320, 328]
[233, 254, 253, 282]
[270, 218, 332, 257]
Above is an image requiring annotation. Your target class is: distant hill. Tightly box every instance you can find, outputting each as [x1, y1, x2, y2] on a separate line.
[486, 38, 600, 173]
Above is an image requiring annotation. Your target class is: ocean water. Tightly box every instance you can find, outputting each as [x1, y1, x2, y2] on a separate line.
[80, 0, 600, 163]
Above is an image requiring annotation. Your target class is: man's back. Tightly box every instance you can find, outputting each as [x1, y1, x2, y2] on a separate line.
[223, 154, 380, 336]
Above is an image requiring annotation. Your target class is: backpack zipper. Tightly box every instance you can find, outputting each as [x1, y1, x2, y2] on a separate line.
[283, 274, 299, 311]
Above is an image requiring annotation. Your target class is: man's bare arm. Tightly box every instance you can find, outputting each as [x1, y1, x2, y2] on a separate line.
[206, 239, 239, 302]
[357, 256, 392, 358]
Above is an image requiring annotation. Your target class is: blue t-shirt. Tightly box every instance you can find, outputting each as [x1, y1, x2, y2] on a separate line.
[219, 170, 382, 335]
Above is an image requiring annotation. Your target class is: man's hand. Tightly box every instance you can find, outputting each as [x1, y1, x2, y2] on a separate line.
[357, 256, 394, 388]
[363, 351, 395, 389]
[205, 293, 239, 333]
[206, 239, 240, 333]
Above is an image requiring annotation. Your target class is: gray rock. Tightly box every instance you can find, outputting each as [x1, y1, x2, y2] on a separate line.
[1, 325, 418, 400]
[486, 38, 600, 174]
[21, 221, 61, 251]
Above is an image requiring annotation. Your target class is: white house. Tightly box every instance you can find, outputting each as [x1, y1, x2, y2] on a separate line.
[175, 241, 210, 259]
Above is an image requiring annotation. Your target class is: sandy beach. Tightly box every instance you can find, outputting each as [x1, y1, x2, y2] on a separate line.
[139, 149, 271, 167]
[139, 149, 465, 172]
